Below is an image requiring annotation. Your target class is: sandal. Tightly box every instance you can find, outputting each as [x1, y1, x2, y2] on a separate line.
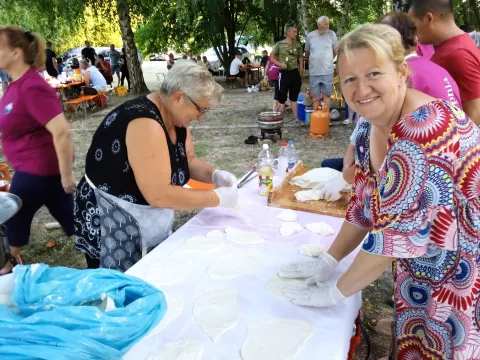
[367, 318, 393, 336]
[0, 253, 21, 276]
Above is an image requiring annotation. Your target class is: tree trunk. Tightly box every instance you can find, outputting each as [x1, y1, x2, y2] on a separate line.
[116, 0, 149, 94]
[393, 0, 410, 13]
[337, 0, 350, 38]
[469, 0, 480, 28]
[298, 0, 309, 37]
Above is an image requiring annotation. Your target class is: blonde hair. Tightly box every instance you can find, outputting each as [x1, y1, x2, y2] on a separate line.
[0, 26, 45, 70]
[337, 24, 405, 69]
[161, 60, 223, 106]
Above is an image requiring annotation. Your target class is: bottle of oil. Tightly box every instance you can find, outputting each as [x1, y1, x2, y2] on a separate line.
[258, 144, 274, 196]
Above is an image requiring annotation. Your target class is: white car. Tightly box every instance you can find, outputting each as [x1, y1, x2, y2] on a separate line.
[202, 46, 253, 74]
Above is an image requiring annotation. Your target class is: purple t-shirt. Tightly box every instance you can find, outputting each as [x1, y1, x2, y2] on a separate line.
[0, 68, 63, 175]
[416, 43, 435, 60]
[407, 56, 462, 109]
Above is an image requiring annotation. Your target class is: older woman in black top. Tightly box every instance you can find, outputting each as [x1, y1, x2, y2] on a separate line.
[74, 61, 238, 271]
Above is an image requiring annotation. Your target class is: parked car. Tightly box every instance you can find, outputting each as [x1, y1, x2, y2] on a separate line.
[202, 46, 253, 74]
[63, 46, 122, 69]
[149, 53, 166, 61]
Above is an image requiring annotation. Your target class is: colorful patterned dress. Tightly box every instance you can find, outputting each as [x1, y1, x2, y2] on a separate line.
[346, 100, 480, 359]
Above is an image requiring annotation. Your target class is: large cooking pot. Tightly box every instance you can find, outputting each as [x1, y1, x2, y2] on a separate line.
[0, 192, 22, 269]
[257, 111, 284, 130]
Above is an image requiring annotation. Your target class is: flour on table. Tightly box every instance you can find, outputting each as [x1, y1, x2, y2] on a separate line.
[148, 296, 184, 336]
[193, 285, 238, 342]
[241, 318, 315, 360]
[149, 338, 203, 360]
[225, 227, 265, 245]
[299, 243, 325, 257]
[279, 222, 304, 237]
[294, 189, 321, 202]
[276, 209, 298, 222]
[145, 256, 192, 286]
[207, 250, 260, 279]
[181, 232, 224, 253]
[289, 168, 341, 188]
[266, 275, 306, 298]
[305, 222, 335, 236]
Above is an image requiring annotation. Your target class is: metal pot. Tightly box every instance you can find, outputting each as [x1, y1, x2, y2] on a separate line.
[257, 111, 284, 131]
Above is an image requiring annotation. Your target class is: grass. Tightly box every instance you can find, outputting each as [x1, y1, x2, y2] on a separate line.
[0, 64, 392, 359]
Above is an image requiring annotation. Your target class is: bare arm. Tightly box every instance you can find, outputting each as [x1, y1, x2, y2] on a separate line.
[52, 58, 59, 74]
[126, 118, 219, 210]
[298, 56, 304, 76]
[337, 250, 393, 297]
[305, 51, 310, 62]
[327, 221, 369, 262]
[83, 71, 91, 87]
[185, 128, 215, 183]
[270, 52, 286, 69]
[44, 114, 75, 193]
[342, 144, 356, 184]
[463, 99, 480, 126]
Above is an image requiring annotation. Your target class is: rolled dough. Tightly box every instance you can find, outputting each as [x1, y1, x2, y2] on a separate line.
[146, 256, 192, 286]
[276, 209, 298, 222]
[148, 296, 184, 336]
[241, 318, 315, 360]
[294, 189, 321, 202]
[299, 243, 325, 257]
[266, 274, 306, 298]
[225, 227, 264, 245]
[207, 250, 260, 279]
[279, 222, 304, 237]
[149, 338, 203, 360]
[193, 285, 238, 342]
[181, 232, 224, 253]
[305, 222, 335, 237]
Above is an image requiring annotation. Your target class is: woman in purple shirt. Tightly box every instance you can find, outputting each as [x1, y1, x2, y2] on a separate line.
[0, 26, 75, 274]
[378, 12, 462, 108]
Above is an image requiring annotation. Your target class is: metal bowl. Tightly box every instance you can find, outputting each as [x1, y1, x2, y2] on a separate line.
[258, 119, 283, 130]
[0, 192, 22, 225]
[258, 111, 283, 122]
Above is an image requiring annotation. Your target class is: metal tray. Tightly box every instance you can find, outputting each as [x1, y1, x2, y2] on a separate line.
[0, 192, 22, 225]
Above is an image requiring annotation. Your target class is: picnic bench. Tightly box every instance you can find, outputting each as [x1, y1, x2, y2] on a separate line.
[65, 88, 115, 120]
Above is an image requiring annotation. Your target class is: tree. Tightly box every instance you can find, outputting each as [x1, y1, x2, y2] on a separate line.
[393, 0, 410, 13]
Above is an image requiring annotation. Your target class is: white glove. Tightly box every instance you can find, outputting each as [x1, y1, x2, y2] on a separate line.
[214, 186, 238, 208]
[212, 170, 237, 187]
[283, 283, 345, 307]
[313, 173, 349, 202]
[263, 76, 268, 81]
[278, 252, 338, 281]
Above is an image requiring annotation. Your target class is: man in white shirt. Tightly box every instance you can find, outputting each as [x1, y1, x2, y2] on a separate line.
[229, 52, 247, 87]
[305, 16, 338, 107]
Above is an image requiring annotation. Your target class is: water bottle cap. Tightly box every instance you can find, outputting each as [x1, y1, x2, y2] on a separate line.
[262, 144, 269, 150]
[281, 142, 287, 146]
[288, 140, 294, 145]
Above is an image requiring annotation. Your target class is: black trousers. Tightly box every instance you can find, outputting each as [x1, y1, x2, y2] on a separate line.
[278, 69, 301, 103]
[121, 71, 130, 89]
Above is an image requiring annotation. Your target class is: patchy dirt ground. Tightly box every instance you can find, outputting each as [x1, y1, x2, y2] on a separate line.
[0, 62, 393, 359]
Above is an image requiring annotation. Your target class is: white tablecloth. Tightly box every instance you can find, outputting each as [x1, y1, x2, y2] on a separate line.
[125, 178, 362, 360]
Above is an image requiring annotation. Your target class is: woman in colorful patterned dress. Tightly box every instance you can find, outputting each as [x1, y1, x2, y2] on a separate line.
[280, 24, 480, 359]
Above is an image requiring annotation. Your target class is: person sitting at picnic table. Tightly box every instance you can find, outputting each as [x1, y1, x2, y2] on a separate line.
[79, 59, 107, 95]
[0, 26, 75, 275]
[203, 56, 213, 75]
[70, 57, 80, 71]
[167, 53, 175, 70]
[260, 50, 269, 68]
[56, 57, 64, 74]
[74, 61, 239, 271]
[96, 54, 113, 85]
[230, 51, 247, 87]
[280, 24, 480, 360]
[196, 55, 204, 66]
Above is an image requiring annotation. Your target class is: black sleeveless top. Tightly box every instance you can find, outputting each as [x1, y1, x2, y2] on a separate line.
[85, 95, 190, 205]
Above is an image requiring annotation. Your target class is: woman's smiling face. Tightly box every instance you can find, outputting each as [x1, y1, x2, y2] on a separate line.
[338, 46, 408, 126]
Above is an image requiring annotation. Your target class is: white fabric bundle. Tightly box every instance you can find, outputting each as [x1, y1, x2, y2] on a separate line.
[289, 168, 341, 189]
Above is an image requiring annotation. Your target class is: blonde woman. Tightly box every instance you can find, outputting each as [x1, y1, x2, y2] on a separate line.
[74, 61, 238, 271]
[280, 24, 480, 359]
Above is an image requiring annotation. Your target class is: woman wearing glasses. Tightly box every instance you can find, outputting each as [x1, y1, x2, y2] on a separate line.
[74, 61, 238, 271]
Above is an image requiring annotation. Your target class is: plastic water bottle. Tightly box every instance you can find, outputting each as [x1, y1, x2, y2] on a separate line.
[277, 142, 288, 176]
[258, 144, 274, 196]
[286, 140, 297, 172]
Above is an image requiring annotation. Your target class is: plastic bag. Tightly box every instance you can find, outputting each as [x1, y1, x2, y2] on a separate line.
[0, 264, 167, 360]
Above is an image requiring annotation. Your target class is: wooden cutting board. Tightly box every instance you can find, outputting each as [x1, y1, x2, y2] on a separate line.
[267, 161, 350, 218]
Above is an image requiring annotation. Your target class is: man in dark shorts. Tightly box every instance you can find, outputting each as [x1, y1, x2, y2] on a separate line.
[82, 40, 96, 65]
[270, 23, 304, 120]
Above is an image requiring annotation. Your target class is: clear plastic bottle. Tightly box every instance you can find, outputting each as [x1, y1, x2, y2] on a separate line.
[258, 144, 274, 196]
[286, 140, 297, 172]
[277, 142, 288, 177]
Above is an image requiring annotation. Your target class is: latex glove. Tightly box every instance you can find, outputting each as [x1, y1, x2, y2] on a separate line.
[214, 186, 238, 208]
[278, 252, 338, 281]
[263, 76, 268, 82]
[313, 173, 349, 202]
[212, 170, 237, 187]
[283, 283, 345, 307]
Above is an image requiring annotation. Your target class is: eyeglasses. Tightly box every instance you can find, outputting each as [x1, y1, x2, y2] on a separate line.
[184, 93, 209, 115]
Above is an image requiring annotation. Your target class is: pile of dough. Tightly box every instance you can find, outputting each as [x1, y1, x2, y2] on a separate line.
[289, 168, 341, 188]
[241, 318, 315, 360]
[193, 285, 238, 342]
[294, 189, 321, 202]
[148, 296, 184, 336]
[207, 250, 260, 279]
[181, 230, 225, 253]
[149, 338, 203, 360]
[266, 274, 306, 298]
[305, 222, 336, 236]
[299, 243, 325, 257]
[145, 256, 192, 286]
[279, 222, 304, 237]
[276, 209, 298, 222]
[225, 227, 265, 245]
